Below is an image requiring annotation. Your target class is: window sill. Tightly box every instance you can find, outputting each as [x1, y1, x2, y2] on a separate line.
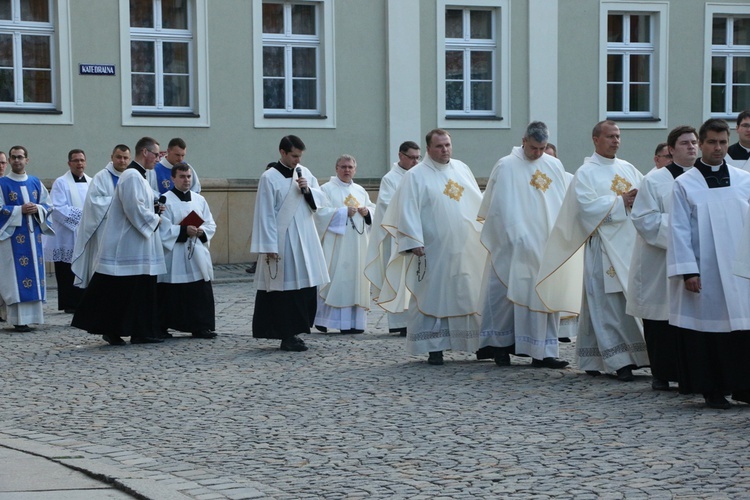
[131, 111, 200, 118]
[0, 108, 62, 115]
[263, 114, 328, 119]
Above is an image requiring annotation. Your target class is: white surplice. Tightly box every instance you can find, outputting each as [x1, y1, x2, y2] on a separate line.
[313, 177, 375, 330]
[71, 163, 123, 287]
[158, 190, 216, 284]
[95, 166, 165, 277]
[537, 153, 648, 372]
[477, 148, 569, 359]
[627, 165, 688, 321]
[250, 165, 329, 292]
[364, 162, 410, 330]
[43, 170, 91, 263]
[379, 156, 486, 355]
[670, 164, 750, 331]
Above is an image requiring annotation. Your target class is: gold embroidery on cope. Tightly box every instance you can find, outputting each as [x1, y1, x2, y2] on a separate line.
[530, 169, 553, 192]
[162, 179, 171, 189]
[18, 256, 29, 266]
[2, 208, 9, 215]
[344, 194, 360, 208]
[443, 179, 464, 201]
[15, 234, 25, 244]
[610, 174, 632, 195]
[9, 191, 18, 202]
[22, 278, 33, 289]
[32, 190, 38, 200]
[606, 265, 617, 278]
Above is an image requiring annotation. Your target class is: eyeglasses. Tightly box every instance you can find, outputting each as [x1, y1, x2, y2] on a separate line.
[400, 152, 422, 161]
[145, 149, 158, 157]
[10, 154, 26, 160]
[740, 123, 750, 129]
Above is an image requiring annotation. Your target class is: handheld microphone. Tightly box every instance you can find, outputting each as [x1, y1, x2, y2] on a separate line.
[156, 195, 167, 213]
[296, 167, 309, 194]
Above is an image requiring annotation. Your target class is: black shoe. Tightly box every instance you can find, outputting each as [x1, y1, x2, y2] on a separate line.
[427, 351, 444, 365]
[245, 263, 257, 274]
[389, 327, 407, 337]
[586, 370, 601, 377]
[651, 378, 670, 391]
[559, 337, 571, 343]
[13, 324, 31, 332]
[280, 336, 308, 351]
[732, 391, 750, 404]
[314, 325, 328, 333]
[616, 366, 635, 382]
[476, 346, 496, 360]
[192, 330, 217, 339]
[341, 328, 364, 334]
[494, 349, 511, 367]
[704, 393, 732, 409]
[131, 336, 164, 344]
[102, 335, 126, 346]
[531, 357, 570, 369]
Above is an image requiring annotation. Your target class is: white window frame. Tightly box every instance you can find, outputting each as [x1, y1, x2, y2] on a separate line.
[599, 2, 668, 129]
[0, 0, 73, 125]
[706, 4, 750, 119]
[118, 0, 210, 127]
[437, 0, 509, 130]
[253, 0, 336, 129]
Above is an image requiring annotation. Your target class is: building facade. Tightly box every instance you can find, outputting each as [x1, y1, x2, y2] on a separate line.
[0, 0, 747, 262]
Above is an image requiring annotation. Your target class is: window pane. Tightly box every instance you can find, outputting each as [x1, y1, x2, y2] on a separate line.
[263, 79, 284, 108]
[130, 0, 153, 28]
[713, 17, 727, 45]
[470, 10, 491, 39]
[164, 75, 189, 106]
[292, 79, 316, 109]
[21, 0, 49, 22]
[0, 69, 13, 101]
[0, 33, 12, 66]
[0, 0, 11, 20]
[607, 83, 623, 112]
[131, 41, 155, 72]
[734, 56, 750, 84]
[711, 85, 726, 113]
[132, 74, 155, 105]
[263, 3, 283, 34]
[23, 69, 51, 102]
[292, 4, 315, 35]
[712, 56, 726, 84]
[470, 51, 491, 80]
[607, 54, 622, 82]
[162, 0, 188, 30]
[446, 50, 463, 80]
[471, 81, 492, 110]
[263, 46, 284, 77]
[629, 83, 649, 112]
[21, 35, 50, 69]
[733, 85, 750, 113]
[630, 54, 649, 83]
[163, 42, 188, 73]
[734, 18, 750, 46]
[608, 14, 623, 43]
[292, 47, 315, 77]
[446, 9, 463, 38]
[630, 15, 650, 43]
[446, 81, 463, 111]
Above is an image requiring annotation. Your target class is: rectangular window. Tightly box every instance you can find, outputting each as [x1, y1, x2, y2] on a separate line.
[129, 0, 193, 114]
[0, 0, 55, 110]
[606, 13, 653, 117]
[444, 7, 495, 117]
[711, 15, 750, 116]
[600, 2, 667, 127]
[262, 2, 320, 115]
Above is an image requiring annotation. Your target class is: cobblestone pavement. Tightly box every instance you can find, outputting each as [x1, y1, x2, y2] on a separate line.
[2, 267, 750, 499]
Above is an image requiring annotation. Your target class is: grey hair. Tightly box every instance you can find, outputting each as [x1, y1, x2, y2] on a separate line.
[524, 121, 549, 143]
[335, 154, 357, 168]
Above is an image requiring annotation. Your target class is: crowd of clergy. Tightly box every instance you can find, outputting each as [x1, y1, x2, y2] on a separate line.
[0, 137, 217, 346]
[4, 113, 750, 410]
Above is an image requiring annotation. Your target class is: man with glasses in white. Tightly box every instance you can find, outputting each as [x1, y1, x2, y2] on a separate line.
[72, 137, 166, 345]
[365, 141, 421, 337]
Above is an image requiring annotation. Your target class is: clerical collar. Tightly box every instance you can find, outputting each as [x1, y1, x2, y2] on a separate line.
[170, 187, 191, 202]
[666, 162, 690, 179]
[333, 176, 352, 186]
[272, 162, 293, 178]
[73, 174, 87, 183]
[6, 171, 28, 181]
[739, 142, 750, 153]
[592, 152, 616, 165]
[128, 161, 147, 178]
[278, 160, 294, 171]
[695, 159, 730, 188]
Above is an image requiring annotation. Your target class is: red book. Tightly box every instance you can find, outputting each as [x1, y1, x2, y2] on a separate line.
[180, 210, 204, 227]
